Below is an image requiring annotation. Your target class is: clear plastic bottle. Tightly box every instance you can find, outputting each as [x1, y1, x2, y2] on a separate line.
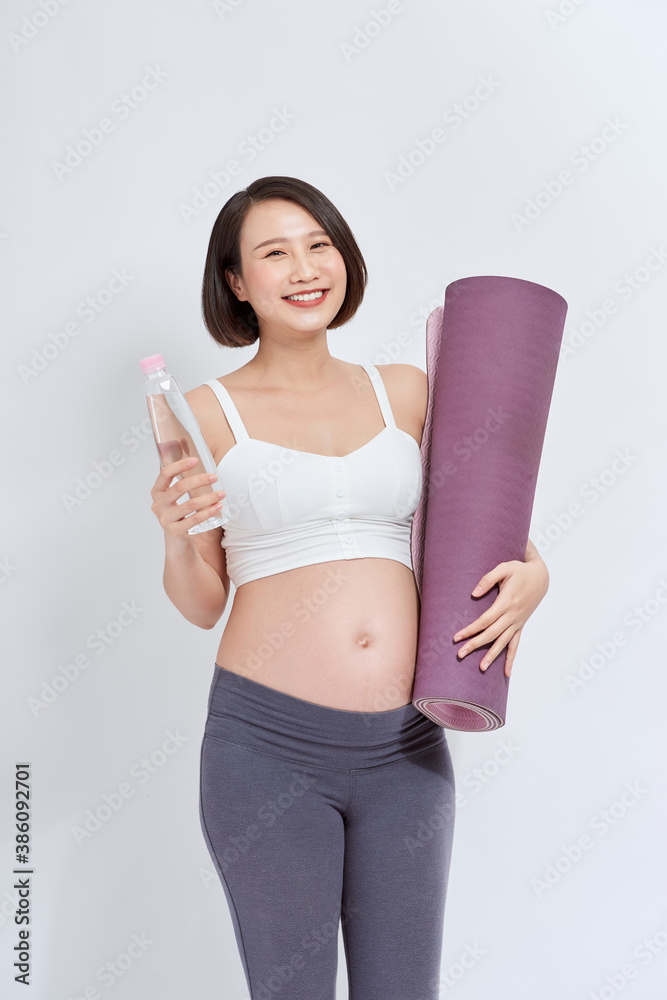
[140, 354, 230, 533]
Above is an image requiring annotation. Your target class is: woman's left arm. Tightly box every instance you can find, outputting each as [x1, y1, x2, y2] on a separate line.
[451, 538, 549, 677]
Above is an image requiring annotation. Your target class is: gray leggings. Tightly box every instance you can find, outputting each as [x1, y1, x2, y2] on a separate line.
[199, 664, 456, 1000]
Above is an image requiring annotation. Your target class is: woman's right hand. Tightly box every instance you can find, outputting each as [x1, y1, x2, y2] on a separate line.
[150, 456, 226, 541]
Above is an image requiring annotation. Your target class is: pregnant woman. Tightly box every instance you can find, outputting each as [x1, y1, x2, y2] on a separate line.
[149, 176, 549, 1000]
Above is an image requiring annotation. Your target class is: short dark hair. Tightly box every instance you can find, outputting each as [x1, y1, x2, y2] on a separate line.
[201, 176, 368, 348]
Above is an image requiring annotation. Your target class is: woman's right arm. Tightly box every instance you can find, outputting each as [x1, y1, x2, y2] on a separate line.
[151, 455, 231, 630]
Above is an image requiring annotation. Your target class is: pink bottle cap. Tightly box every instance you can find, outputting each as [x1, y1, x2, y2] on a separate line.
[140, 354, 166, 374]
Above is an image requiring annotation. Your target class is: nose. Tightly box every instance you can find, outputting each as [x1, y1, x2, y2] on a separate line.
[289, 249, 318, 283]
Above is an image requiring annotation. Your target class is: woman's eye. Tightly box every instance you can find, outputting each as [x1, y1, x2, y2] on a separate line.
[265, 242, 329, 257]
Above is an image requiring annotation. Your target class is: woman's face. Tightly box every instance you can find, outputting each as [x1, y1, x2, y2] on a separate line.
[225, 198, 348, 336]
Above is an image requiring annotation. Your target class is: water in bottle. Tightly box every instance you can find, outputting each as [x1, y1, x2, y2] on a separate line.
[140, 354, 230, 533]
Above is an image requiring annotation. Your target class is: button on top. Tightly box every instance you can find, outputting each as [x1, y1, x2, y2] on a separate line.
[333, 461, 343, 472]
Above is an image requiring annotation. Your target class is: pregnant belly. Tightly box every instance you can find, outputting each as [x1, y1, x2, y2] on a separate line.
[215, 558, 421, 712]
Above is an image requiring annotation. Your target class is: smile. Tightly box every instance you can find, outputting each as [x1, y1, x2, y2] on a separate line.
[283, 289, 329, 306]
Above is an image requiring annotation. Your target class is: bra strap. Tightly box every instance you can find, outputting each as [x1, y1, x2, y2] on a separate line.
[204, 379, 250, 443]
[361, 364, 396, 429]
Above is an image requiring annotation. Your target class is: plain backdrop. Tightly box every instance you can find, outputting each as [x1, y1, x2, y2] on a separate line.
[2, 1, 666, 997]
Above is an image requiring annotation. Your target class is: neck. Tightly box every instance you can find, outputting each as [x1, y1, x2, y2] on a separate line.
[249, 333, 341, 392]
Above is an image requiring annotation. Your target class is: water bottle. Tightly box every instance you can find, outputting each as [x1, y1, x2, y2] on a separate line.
[140, 354, 230, 533]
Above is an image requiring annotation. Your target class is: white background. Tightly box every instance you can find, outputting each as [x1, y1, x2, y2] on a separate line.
[2, 1, 666, 997]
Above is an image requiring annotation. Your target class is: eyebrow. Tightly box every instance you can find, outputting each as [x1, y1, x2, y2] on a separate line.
[252, 229, 329, 252]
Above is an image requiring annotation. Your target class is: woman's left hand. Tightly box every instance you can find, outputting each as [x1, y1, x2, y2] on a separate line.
[452, 538, 549, 678]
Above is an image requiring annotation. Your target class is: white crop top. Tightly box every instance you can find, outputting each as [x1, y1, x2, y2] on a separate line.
[204, 363, 423, 588]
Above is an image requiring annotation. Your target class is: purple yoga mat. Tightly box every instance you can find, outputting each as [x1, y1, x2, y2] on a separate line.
[410, 275, 567, 731]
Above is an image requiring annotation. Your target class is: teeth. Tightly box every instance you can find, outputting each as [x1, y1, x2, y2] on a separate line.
[285, 290, 325, 301]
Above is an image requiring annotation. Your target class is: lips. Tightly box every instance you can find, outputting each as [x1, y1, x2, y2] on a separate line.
[282, 288, 330, 307]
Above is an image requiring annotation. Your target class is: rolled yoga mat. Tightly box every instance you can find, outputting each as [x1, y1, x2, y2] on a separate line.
[410, 275, 568, 731]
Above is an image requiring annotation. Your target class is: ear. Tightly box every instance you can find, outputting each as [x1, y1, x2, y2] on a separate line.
[225, 268, 247, 302]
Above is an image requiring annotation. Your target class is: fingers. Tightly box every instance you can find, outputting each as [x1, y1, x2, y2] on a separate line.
[454, 603, 511, 648]
[503, 630, 522, 678]
[150, 455, 199, 495]
[456, 624, 521, 675]
[152, 485, 225, 536]
[451, 562, 529, 673]
[163, 495, 225, 537]
[454, 570, 527, 647]
[455, 612, 512, 660]
[471, 561, 514, 595]
[150, 458, 220, 504]
[149, 456, 226, 536]
[478, 625, 514, 671]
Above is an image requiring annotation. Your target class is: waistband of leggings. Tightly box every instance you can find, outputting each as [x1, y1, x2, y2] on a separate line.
[204, 663, 446, 768]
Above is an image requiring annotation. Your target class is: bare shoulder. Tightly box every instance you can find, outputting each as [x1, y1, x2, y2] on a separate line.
[375, 362, 427, 390]
[184, 381, 221, 438]
[375, 363, 428, 431]
[184, 380, 235, 466]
